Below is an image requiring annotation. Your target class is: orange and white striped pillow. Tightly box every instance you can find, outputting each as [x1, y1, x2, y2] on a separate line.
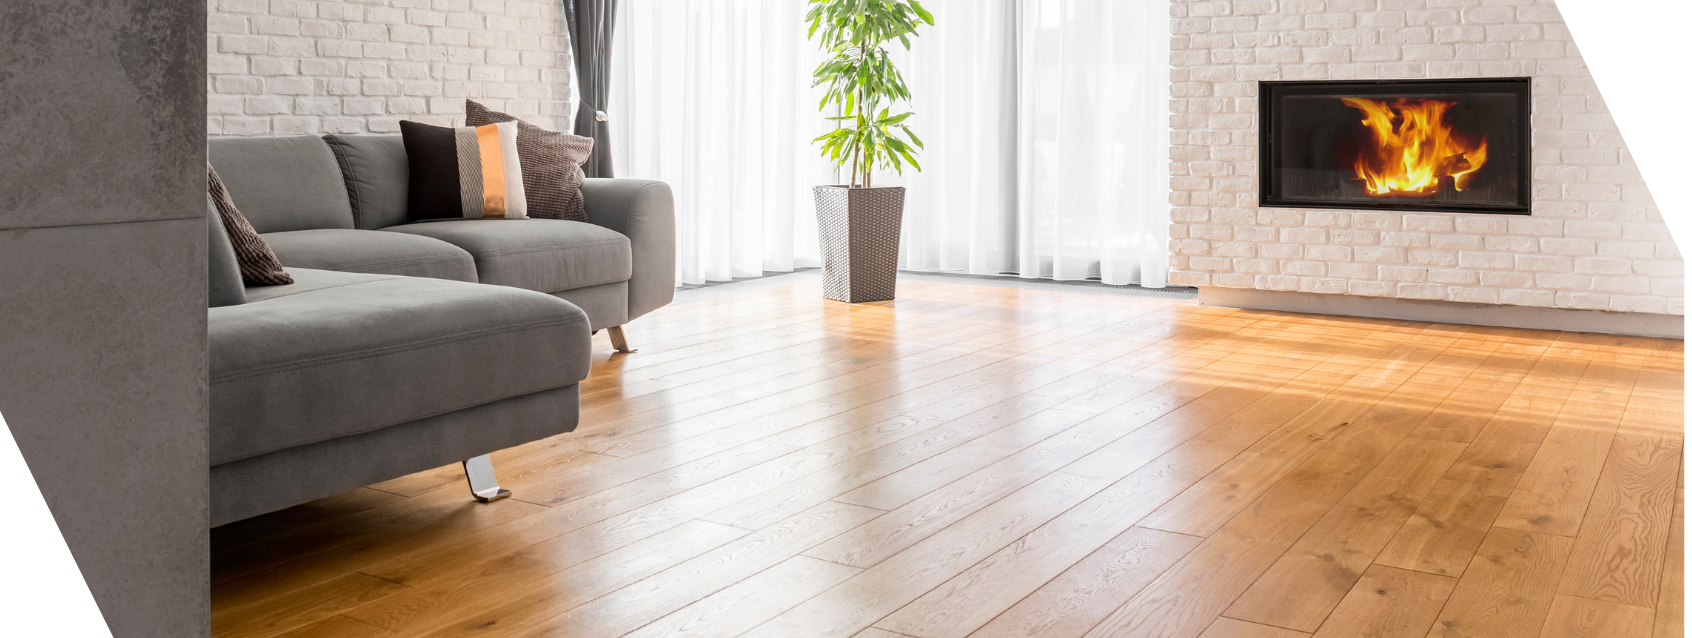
[400, 120, 530, 221]
[451, 121, 527, 219]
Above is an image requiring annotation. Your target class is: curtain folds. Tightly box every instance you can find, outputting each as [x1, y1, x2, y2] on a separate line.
[1016, 0, 1172, 286]
[566, 0, 619, 178]
[609, 0, 1170, 287]
[612, 0, 832, 286]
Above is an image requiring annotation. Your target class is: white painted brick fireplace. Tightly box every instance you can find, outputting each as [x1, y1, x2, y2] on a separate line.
[1167, 0, 1684, 318]
[206, 0, 571, 137]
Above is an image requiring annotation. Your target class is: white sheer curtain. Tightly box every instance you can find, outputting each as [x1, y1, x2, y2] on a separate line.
[891, 0, 1021, 276]
[610, 0, 1170, 287]
[610, 1, 831, 285]
[1017, 0, 1171, 286]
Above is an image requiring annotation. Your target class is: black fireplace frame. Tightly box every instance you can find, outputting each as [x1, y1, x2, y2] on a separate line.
[1258, 77, 1533, 215]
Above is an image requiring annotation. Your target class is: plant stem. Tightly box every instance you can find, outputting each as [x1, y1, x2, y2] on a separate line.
[858, 39, 869, 189]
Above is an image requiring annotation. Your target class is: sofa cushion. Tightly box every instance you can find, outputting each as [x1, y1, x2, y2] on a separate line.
[208, 136, 358, 233]
[323, 134, 410, 230]
[381, 219, 632, 293]
[209, 268, 592, 465]
[262, 229, 479, 283]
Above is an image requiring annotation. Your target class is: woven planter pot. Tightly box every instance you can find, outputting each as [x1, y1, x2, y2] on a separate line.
[813, 185, 905, 303]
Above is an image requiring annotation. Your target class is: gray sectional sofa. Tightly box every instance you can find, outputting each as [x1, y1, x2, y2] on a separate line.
[206, 134, 675, 526]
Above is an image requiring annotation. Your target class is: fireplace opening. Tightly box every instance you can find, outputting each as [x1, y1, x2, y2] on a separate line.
[1259, 78, 1532, 215]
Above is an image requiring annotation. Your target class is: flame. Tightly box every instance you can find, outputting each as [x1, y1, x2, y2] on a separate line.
[1341, 97, 1487, 197]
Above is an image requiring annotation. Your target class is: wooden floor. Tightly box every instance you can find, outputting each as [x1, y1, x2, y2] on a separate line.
[211, 276, 1685, 638]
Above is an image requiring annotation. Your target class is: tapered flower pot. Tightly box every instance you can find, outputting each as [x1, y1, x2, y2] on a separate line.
[813, 185, 905, 303]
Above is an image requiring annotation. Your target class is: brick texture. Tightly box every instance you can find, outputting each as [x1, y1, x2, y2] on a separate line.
[1168, 0, 1683, 316]
[207, 0, 571, 137]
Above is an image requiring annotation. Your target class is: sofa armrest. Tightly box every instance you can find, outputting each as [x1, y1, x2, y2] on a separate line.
[580, 178, 676, 322]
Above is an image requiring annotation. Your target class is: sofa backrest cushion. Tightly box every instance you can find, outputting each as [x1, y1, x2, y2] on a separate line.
[207, 136, 357, 234]
[323, 134, 411, 230]
[207, 195, 247, 308]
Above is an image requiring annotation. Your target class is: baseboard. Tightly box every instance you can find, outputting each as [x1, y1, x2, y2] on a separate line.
[1197, 287, 1684, 339]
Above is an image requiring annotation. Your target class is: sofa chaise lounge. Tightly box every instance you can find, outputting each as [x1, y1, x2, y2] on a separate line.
[206, 134, 674, 526]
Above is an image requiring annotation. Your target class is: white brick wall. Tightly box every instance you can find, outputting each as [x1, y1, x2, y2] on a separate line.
[1168, 0, 1684, 316]
[207, 0, 571, 137]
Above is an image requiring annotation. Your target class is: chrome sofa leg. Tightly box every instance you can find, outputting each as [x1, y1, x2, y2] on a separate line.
[607, 325, 636, 353]
[463, 454, 511, 503]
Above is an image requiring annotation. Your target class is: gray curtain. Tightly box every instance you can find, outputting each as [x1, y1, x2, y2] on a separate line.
[566, 0, 617, 178]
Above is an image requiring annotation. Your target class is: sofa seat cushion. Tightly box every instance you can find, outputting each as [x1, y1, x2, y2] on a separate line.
[381, 219, 632, 293]
[209, 268, 592, 465]
[262, 229, 478, 282]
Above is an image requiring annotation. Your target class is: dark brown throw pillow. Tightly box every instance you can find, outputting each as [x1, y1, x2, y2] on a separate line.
[207, 164, 293, 286]
[464, 99, 594, 222]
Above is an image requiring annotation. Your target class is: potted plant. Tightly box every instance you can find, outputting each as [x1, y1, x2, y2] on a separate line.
[807, 0, 933, 303]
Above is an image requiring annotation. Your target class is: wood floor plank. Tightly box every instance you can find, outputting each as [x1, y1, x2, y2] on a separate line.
[448, 501, 884, 638]
[621, 556, 861, 638]
[966, 527, 1201, 638]
[1078, 435, 1456, 638]
[1403, 334, 1557, 444]
[354, 439, 800, 587]
[211, 572, 408, 638]
[838, 320, 1342, 521]
[510, 428, 827, 508]
[634, 313, 989, 391]
[1652, 490, 1683, 638]
[1077, 325, 1471, 638]
[586, 323, 936, 412]
[890, 383, 1373, 638]
[1620, 341, 1685, 439]
[1225, 439, 1466, 632]
[1062, 320, 1431, 481]
[1537, 595, 1655, 638]
[703, 315, 1303, 532]
[1148, 323, 1326, 399]
[1307, 565, 1456, 638]
[878, 321, 1430, 638]
[575, 309, 1016, 434]
[584, 316, 877, 394]
[211, 480, 533, 578]
[626, 302, 974, 382]
[270, 615, 391, 638]
[825, 323, 1407, 602]
[213, 491, 550, 611]
[1048, 317, 1300, 416]
[1197, 617, 1311, 638]
[706, 392, 1183, 531]
[1557, 432, 1682, 607]
[1375, 337, 1593, 576]
[808, 407, 1141, 568]
[1426, 527, 1576, 638]
[856, 630, 917, 638]
[1495, 334, 1652, 536]
[1138, 327, 1502, 537]
[745, 473, 1111, 638]
[338, 519, 747, 633]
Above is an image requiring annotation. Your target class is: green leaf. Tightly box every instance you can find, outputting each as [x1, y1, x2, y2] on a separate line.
[910, 0, 933, 24]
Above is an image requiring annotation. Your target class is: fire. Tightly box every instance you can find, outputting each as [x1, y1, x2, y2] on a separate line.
[1341, 97, 1487, 197]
